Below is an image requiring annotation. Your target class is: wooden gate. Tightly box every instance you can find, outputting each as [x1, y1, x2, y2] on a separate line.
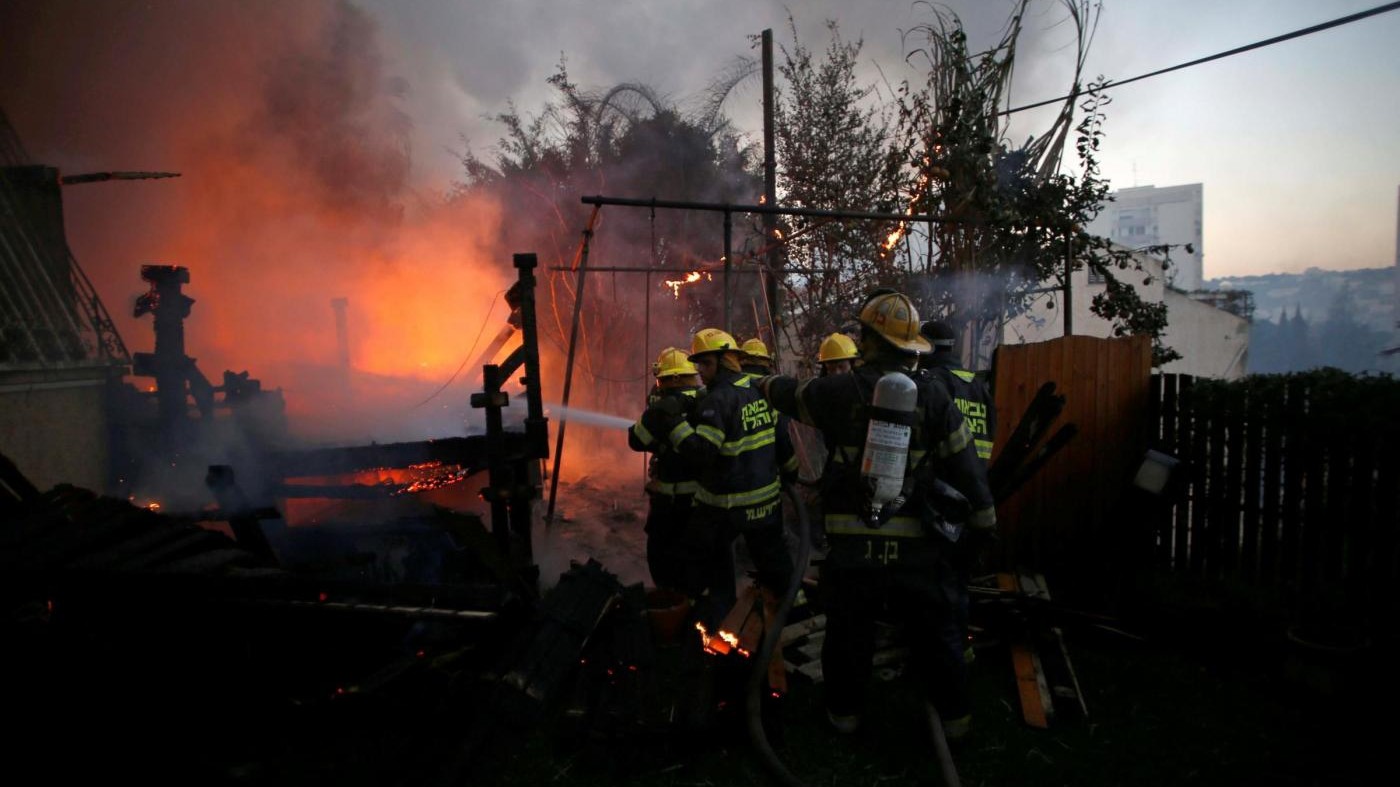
[991, 335, 1153, 584]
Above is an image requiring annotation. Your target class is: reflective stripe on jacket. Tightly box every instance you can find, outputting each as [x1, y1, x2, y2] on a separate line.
[673, 368, 790, 513]
[628, 386, 702, 497]
[925, 358, 996, 463]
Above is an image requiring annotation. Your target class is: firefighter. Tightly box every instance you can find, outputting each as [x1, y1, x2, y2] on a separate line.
[817, 332, 859, 377]
[740, 337, 774, 376]
[754, 291, 996, 742]
[918, 320, 997, 674]
[627, 347, 704, 591]
[655, 328, 797, 627]
[919, 321, 995, 463]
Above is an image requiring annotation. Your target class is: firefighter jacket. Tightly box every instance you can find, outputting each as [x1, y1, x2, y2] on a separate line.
[922, 355, 996, 463]
[761, 362, 996, 546]
[628, 385, 702, 497]
[666, 367, 798, 522]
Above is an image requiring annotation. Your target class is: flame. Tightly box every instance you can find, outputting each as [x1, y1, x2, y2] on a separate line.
[695, 622, 746, 656]
[882, 170, 935, 253]
[663, 270, 712, 299]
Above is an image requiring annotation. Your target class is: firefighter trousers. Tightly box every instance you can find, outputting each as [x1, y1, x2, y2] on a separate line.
[682, 502, 793, 628]
[644, 492, 693, 591]
[820, 545, 969, 723]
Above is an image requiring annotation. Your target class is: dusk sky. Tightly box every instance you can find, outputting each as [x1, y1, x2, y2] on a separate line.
[3, 0, 1398, 280]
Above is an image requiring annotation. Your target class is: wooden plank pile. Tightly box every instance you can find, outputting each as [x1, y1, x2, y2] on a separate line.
[976, 572, 1088, 729]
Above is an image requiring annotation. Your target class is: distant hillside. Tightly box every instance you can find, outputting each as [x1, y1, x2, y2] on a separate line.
[1207, 267, 1399, 374]
[1210, 267, 1397, 333]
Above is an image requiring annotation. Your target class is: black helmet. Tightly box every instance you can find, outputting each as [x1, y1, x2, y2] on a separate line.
[920, 320, 957, 350]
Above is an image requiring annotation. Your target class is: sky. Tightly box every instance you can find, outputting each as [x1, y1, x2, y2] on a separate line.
[2, 0, 1398, 280]
[374, 0, 1400, 280]
[356, 0, 1400, 280]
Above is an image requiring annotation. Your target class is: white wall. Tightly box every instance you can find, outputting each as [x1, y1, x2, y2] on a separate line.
[1002, 246, 1249, 379]
[1161, 292, 1250, 379]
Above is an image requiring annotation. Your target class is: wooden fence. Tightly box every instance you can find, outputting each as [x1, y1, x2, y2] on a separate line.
[990, 335, 1153, 584]
[1149, 371, 1400, 626]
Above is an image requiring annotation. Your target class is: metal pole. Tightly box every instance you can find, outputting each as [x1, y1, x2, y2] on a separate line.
[723, 209, 733, 333]
[583, 194, 961, 225]
[545, 210, 599, 524]
[1064, 230, 1074, 337]
[762, 28, 780, 363]
[644, 269, 651, 484]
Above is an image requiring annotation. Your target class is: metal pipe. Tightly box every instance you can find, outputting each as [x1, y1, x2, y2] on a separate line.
[548, 265, 765, 274]
[723, 209, 733, 333]
[545, 208, 601, 524]
[581, 194, 976, 226]
[762, 28, 781, 364]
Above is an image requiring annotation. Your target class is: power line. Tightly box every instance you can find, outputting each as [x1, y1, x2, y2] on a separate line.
[1000, 1, 1400, 116]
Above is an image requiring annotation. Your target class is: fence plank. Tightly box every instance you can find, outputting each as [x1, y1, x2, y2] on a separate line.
[1279, 378, 1307, 603]
[1345, 429, 1374, 615]
[1257, 383, 1285, 589]
[1219, 385, 1246, 582]
[1239, 384, 1264, 583]
[1299, 380, 1326, 604]
[1320, 405, 1353, 596]
[1189, 385, 1216, 578]
[1174, 376, 1196, 574]
[1154, 374, 1178, 566]
[1372, 442, 1400, 622]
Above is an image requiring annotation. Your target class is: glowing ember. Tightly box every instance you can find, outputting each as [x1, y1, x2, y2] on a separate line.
[129, 496, 163, 511]
[663, 270, 712, 299]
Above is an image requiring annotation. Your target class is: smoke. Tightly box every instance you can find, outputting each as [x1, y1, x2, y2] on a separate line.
[0, 0, 1076, 493]
[1, 0, 516, 444]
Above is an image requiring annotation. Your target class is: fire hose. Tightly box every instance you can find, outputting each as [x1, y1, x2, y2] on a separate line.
[745, 484, 810, 787]
[744, 486, 962, 787]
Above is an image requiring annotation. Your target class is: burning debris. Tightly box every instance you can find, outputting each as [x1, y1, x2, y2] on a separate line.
[662, 269, 713, 298]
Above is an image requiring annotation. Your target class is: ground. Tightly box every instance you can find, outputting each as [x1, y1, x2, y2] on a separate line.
[468, 615, 1374, 787]
[472, 477, 1377, 787]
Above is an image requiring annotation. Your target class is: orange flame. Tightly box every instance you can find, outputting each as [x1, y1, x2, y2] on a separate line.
[663, 270, 712, 299]
[882, 170, 935, 253]
[695, 622, 747, 657]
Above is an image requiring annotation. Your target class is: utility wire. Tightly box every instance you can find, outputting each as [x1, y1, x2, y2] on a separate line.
[1000, 0, 1400, 116]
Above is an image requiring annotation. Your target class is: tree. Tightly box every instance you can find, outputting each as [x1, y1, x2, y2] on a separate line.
[1318, 286, 1390, 373]
[888, 1, 1179, 366]
[456, 63, 762, 409]
[769, 19, 905, 367]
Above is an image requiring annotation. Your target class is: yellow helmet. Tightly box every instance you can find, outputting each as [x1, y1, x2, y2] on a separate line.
[653, 346, 698, 378]
[858, 291, 931, 353]
[689, 327, 739, 360]
[740, 338, 771, 361]
[817, 333, 858, 363]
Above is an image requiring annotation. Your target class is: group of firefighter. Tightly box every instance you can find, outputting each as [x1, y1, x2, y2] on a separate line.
[627, 289, 997, 743]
